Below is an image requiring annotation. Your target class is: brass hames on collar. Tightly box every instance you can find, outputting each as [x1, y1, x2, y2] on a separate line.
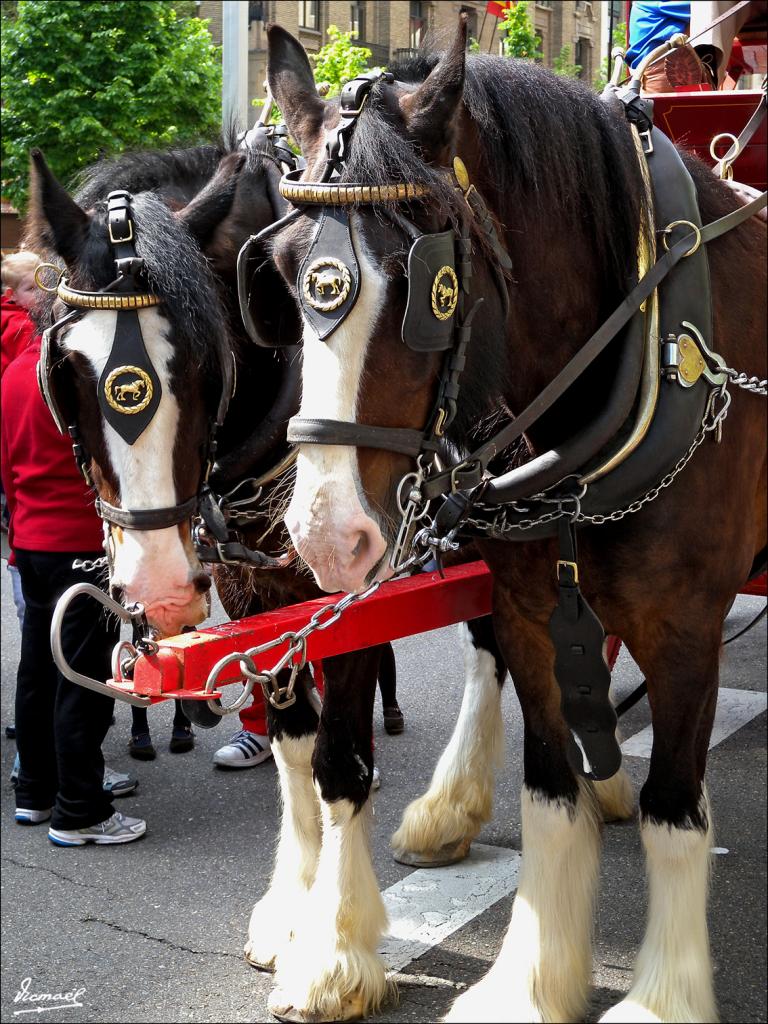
[279, 172, 427, 206]
[57, 279, 161, 310]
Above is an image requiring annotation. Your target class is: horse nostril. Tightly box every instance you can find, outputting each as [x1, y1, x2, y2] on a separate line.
[350, 531, 370, 562]
[110, 584, 124, 605]
[192, 571, 212, 594]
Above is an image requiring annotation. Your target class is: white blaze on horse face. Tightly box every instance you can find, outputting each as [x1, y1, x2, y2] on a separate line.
[62, 309, 206, 632]
[285, 224, 389, 593]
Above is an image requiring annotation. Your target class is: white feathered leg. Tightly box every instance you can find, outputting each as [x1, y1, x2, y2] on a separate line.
[445, 780, 601, 1023]
[392, 622, 504, 866]
[601, 793, 716, 1023]
[269, 795, 390, 1022]
[245, 735, 320, 970]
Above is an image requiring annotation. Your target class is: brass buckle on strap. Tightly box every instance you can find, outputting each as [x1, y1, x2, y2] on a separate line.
[109, 218, 133, 245]
[557, 560, 579, 585]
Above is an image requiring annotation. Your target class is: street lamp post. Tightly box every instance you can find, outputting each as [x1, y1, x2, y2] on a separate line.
[222, 0, 249, 130]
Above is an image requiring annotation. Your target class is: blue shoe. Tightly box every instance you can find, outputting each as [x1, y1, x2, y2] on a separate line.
[10, 752, 20, 786]
[128, 732, 156, 761]
[169, 725, 195, 754]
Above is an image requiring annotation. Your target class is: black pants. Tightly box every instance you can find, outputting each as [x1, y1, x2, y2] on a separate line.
[14, 550, 118, 830]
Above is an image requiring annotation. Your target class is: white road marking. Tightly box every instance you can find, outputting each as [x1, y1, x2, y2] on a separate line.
[621, 687, 767, 759]
[379, 843, 521, 973]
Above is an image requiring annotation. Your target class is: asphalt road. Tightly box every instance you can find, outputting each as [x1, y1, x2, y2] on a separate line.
[1, 561, 765, 1024]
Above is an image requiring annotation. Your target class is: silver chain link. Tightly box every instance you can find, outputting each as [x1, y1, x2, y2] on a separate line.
[723, 366, 767, 396]
[72, 555, 109, 573]
[456, 384, 734, 537]
[203, 543, 434, 713]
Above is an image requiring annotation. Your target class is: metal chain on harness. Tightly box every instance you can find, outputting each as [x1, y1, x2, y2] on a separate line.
[202, 543, 435, 714]
[72, 555, 109, 573]
[451, 383, 732, 539]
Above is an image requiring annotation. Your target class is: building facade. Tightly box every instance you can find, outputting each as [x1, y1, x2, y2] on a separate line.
[197, 1, 604, 125]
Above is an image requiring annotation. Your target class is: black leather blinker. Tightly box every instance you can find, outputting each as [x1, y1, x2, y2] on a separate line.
[402, 230, 457, 352]
[37, 327, 69, 435]
[97, 310, 162, 445]
[297, 208, 360, 341]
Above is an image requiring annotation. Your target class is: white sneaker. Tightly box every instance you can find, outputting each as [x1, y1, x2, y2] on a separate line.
[48, 811, 146, 846]
[371, 765, 381, 791]
[213, 730, 272, 769]
[15, 807, 52, 825]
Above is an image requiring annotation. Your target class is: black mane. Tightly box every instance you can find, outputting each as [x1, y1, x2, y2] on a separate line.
[346, 52, 647, 293]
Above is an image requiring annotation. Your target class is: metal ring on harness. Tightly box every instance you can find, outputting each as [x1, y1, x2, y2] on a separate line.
[661, 220, 702, 258]
[710, 132, 741, 179]
[34, 262, 65, 293]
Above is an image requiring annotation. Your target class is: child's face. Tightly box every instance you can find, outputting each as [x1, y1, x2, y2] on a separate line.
[10, 274, 38, 311]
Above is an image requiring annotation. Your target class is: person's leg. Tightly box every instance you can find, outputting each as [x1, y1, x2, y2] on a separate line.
[43, 553, 118, 831]
[169, 699, 195, 753]
[129, 704, 156, 760]
[13, 551, 58, 814]
[8, 562, 25, 628]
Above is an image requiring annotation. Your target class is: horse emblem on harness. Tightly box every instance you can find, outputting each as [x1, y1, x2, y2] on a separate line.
[431, 266, 459, 321]
[104, 365, 154, 415]
[302, 258, 352, 313]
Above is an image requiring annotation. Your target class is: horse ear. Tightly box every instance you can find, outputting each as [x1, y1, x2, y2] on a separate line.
[177, 151, 245, 248]
[266, 24, 325, 151]
[27, 149, 89, 267]
[399, 15, 468, 161]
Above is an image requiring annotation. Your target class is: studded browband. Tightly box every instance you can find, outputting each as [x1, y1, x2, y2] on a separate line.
[56, 278, 161, 310]
[278, 170, 427, 206]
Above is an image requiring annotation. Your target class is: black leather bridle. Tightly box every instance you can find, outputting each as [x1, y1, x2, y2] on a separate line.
[38, 189, 232, 534]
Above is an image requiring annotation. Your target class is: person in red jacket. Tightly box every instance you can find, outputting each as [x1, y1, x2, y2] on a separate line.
[1, 338, 146, 845]
[1, 251, 39, 378]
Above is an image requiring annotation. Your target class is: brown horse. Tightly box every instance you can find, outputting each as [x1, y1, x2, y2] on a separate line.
[265, 19, 766, 1024]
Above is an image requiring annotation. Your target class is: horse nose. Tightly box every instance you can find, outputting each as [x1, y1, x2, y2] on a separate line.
[191, 571, 212, 594]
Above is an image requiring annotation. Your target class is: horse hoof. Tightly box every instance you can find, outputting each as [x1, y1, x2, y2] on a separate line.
[244, 950, 275, 972]
[268, 990, 365, 1023]
[393, 836, 472, 868]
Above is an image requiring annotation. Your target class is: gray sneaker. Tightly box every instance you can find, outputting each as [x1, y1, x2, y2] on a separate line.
[48, 811, 147, 846]
[103, 767, 138, 797]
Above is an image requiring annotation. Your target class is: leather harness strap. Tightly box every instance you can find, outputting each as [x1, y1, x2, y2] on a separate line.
[420, 188, 767, 503]
[287, 418, 426, 457]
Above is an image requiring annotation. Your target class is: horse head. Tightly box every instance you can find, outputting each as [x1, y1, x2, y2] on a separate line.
[266, 20, 505, 592]
[28, 148, 242, 636]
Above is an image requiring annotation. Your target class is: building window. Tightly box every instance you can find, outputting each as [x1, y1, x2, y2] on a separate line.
[574, 37, 590, 80]
[536, 1, 553, 8]
[409, 1, 426, 49]
[535, 29, 544, 63]
[350, 1, 365, 40]
[299, 1, 319, 30]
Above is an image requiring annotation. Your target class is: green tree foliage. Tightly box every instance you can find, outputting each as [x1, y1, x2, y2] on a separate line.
[593, 21, 628, 92]
[309, 25, 372, 98]
[498, 0, 541, 61]
[1, 1, 222, 212]
[552, 45, 581, 78]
